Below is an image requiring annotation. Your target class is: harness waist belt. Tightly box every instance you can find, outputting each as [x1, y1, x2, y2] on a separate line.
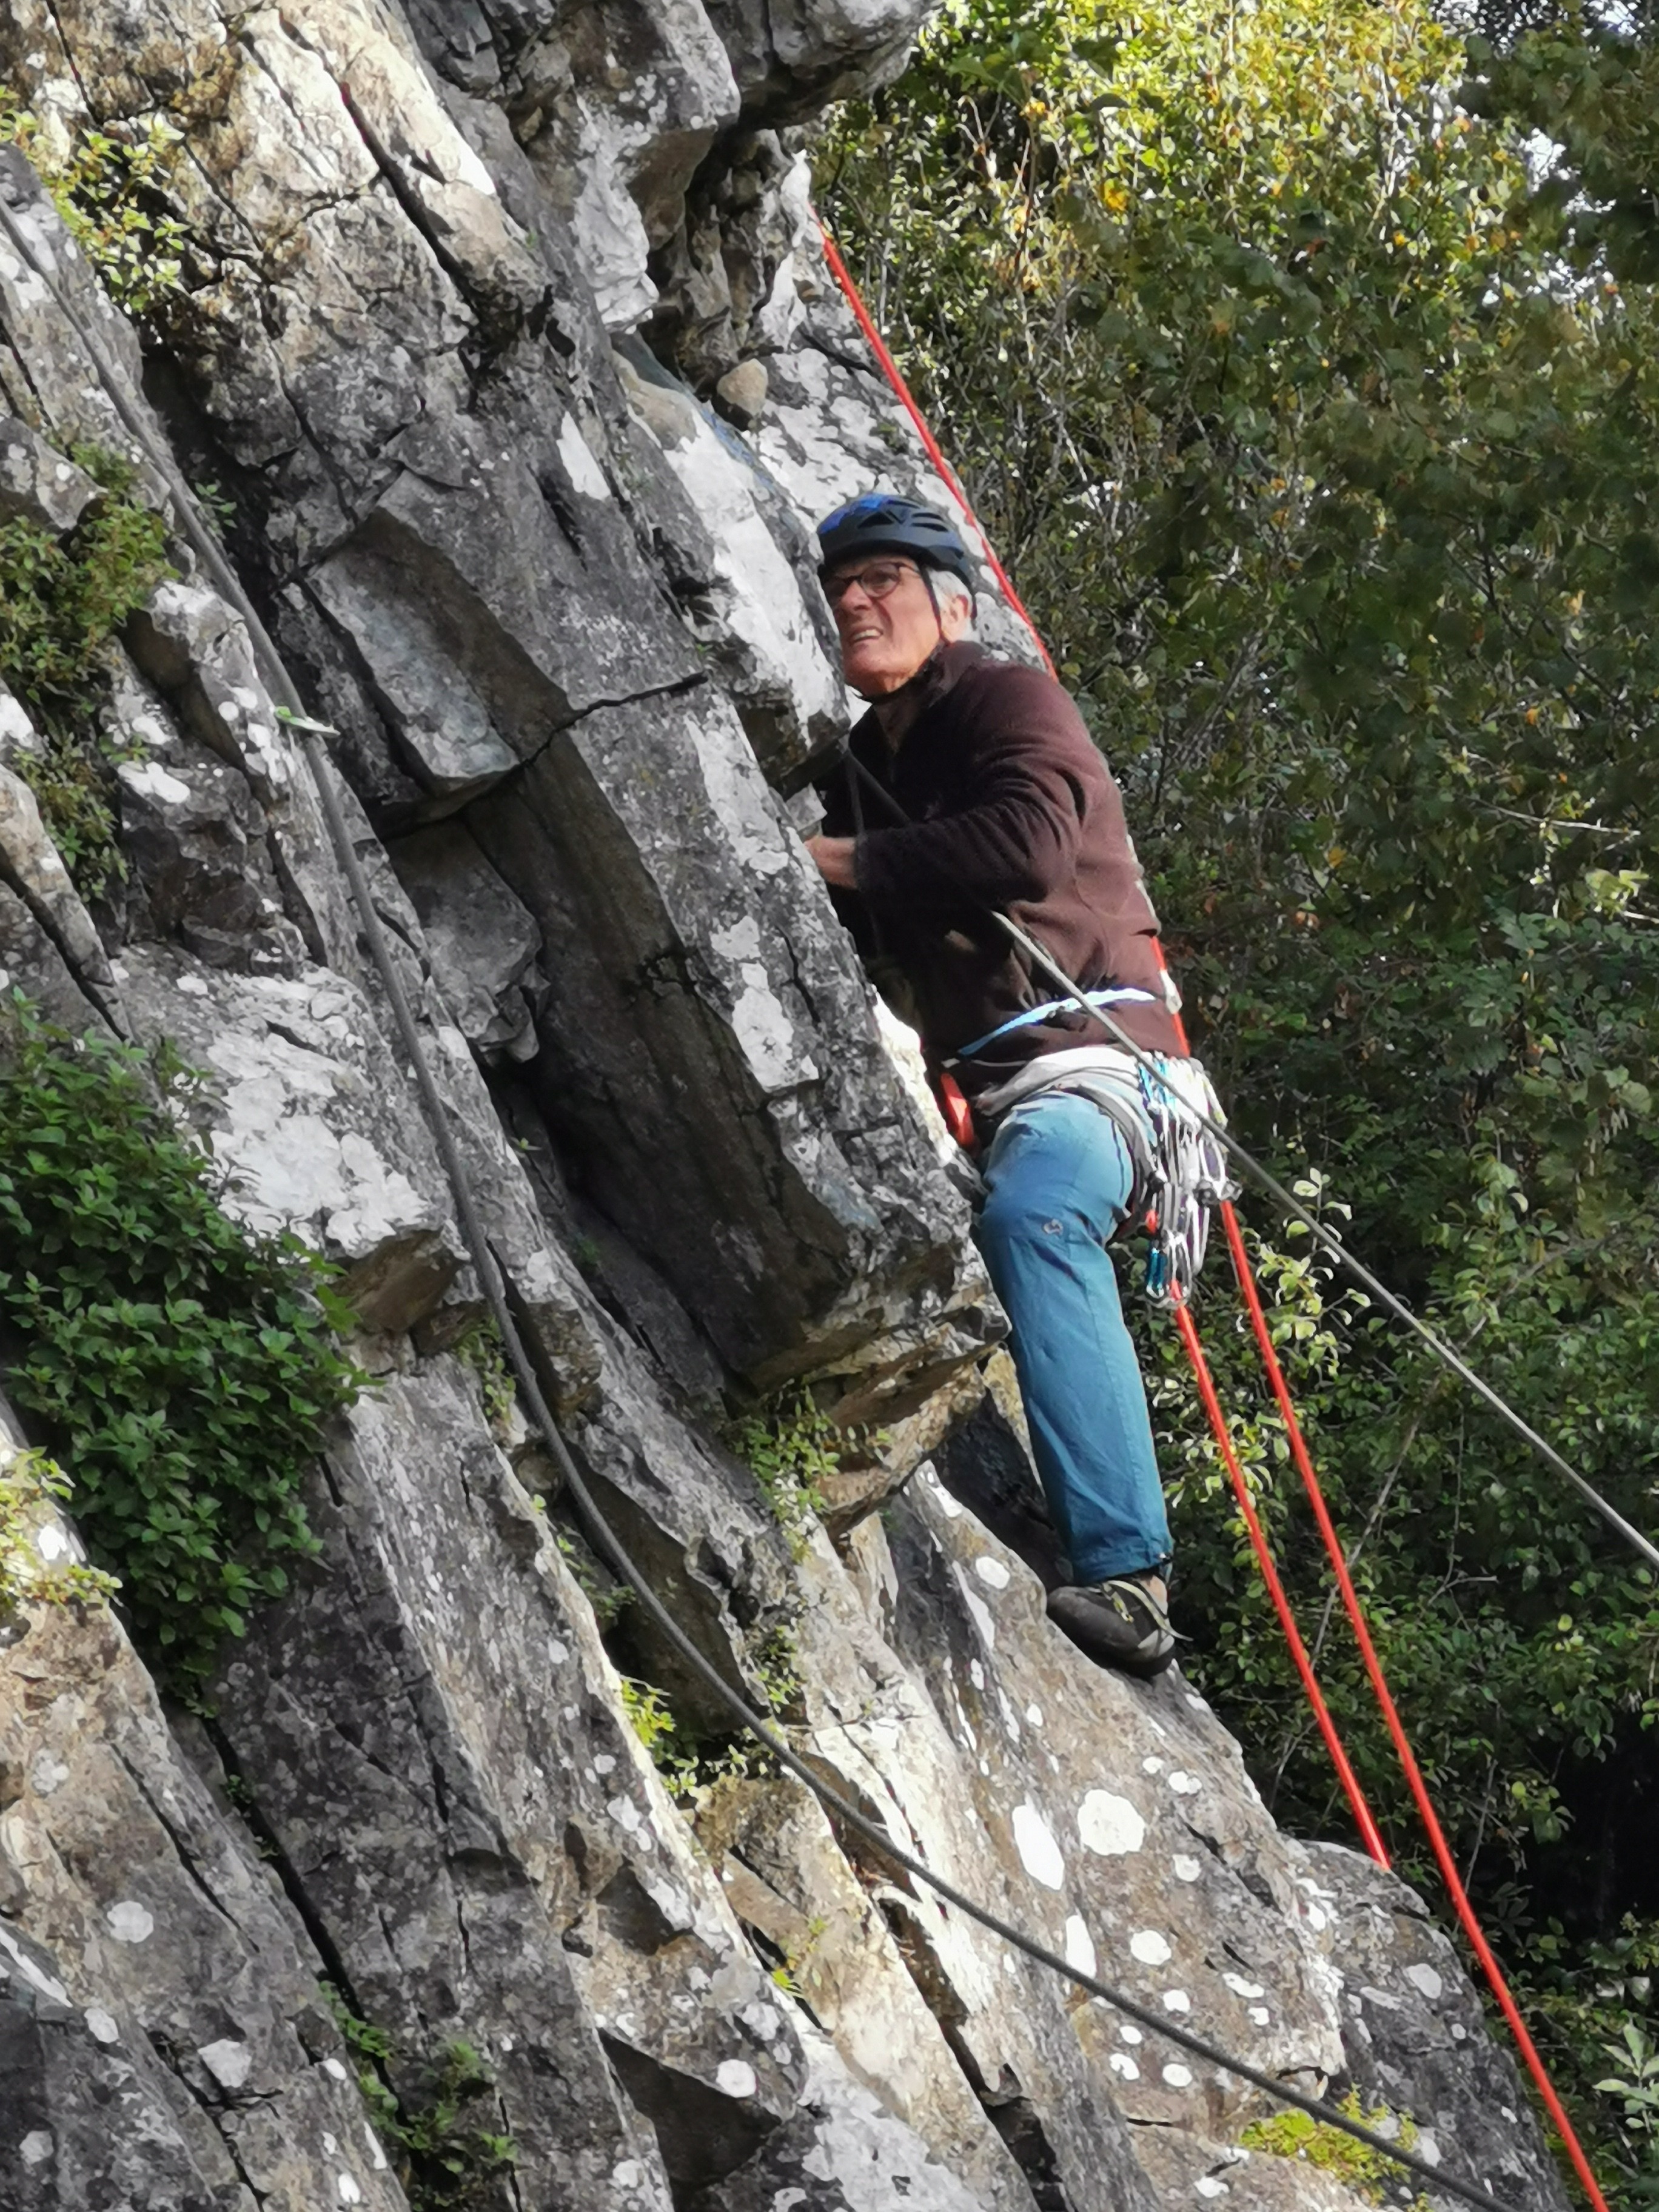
[951, 986, 1156, 1064]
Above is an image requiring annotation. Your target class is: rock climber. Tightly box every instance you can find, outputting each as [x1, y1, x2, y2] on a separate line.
[804, 491, 1191, 1681]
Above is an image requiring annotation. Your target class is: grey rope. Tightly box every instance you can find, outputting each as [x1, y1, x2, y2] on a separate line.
[0, 175, 1529, 2212]
[846, 751, 1659, 1575]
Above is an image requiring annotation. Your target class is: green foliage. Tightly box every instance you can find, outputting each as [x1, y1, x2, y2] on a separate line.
[0, 443, 173, 893]
[0, 1444, 119, 1613]
[1521, 1917, 1659, 2197]
[726, 1395, 843, 1555]
[0, 1012, 365, 1690]
[825, 1, 1659, 2194]
[618, 1617, 803, 1809]
[619, 1674, 680, 1759]
[554, 1527, 634, 1627]
[454, 1317, 516, 1436]
[1239, 2091, 1430, 2207]
[321, 1988, 517, 2211]
[0, 99, 189, 317]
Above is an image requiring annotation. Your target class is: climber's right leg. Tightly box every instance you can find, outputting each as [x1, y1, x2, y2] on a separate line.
[973, 1091, 1176, 1680]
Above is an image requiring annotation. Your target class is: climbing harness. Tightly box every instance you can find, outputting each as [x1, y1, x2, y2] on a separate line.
[948, 985, 1157, 1061]
[0, 161, 1537, 2212]
[812, 202, 1618, 2212]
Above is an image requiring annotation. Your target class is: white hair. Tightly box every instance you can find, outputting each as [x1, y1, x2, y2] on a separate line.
[931, 569, 976, 630]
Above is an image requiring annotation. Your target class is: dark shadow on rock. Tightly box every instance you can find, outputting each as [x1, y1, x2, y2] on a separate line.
[932, 1389, 1068, 1591]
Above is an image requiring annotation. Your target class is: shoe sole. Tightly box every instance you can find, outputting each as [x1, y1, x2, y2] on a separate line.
[1046, 1592, 1177, 1680]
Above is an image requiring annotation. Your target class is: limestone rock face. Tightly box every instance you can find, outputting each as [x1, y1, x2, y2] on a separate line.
[0, 4, 1577, 2210]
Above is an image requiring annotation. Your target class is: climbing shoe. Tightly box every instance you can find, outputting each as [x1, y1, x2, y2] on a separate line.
[1047, 1574, 1178, 1680]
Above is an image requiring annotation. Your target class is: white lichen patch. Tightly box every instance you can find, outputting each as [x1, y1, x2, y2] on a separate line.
[715, 2059, 757, 2097]
[84, 2006, 119, 2044]
[960, 1581, 997, 1651]
[1011, 1801, 1066, 1889]
[1108, 2052, 1139, 2079]
[1167, 1770, 1202, 1797]
[1248, 2005, 1270, 2025]
[117, 757, 192, 806]
[1129, 1929, 1172, 1967]
[1078, 1789, 1145, 1858]
[1171, 1855, 1202, 1883]
[1119, 2023, 1142, 2044]
[1405, 1962, 1444, 2001]
[973, 1555, 1011, 1590]
[105, 1900, 155, 1944]
[28, 1751, 69, 1795]
[1063, 1914, 1096, 1977]
[1222, 1973, 1265, 2000]
[1162, 2063, 1194, 2088]
[1162, 1989, 1191, 2013]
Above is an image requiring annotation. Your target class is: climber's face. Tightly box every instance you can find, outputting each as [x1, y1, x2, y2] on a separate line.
[825, 557, 970, 699]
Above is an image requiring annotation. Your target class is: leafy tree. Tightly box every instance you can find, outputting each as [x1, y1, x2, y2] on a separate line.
[823, 2, 1659, 2194]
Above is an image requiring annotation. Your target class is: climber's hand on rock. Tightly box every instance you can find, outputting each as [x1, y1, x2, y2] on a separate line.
[805, 833, 857, 888]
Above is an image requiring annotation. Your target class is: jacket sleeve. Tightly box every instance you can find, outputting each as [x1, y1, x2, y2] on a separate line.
[856, 675, 1093, 912]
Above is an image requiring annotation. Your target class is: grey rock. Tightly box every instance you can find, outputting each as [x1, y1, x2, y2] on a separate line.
[708, 1775, 1037, 2209]
[692, 2031, 1000, 2210]
[0, 879, 102, 1035]
[714, 355, 769, 425]
[0, 1521, 408, 2211]
[386, 817, 542, 1057]
[0, 756, 124, 1029]
[0, 414, 98, 533]
[468, 677, 993, 1386]
[1310, 1841, 1573, 2211]
[702, 0, 931, 124]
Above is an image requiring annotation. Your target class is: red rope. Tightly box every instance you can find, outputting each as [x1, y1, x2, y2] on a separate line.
[1156, 972, 1396, 1865]
[812, 215, 1056, 677]
[1171, 1298, 1390, 1866]
[813, 210, 1609, 2208]
[1219, 1204, 1610, 2212]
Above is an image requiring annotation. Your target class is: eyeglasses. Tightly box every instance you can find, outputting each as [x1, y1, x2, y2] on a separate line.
[823, 559, 922, 605]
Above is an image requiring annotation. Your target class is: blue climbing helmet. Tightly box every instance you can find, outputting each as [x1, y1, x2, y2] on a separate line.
[816, 492, 975, 594]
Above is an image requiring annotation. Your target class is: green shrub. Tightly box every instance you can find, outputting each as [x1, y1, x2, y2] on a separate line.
[454, 1315, 515, 1435]
[0, 100, 189, 317]
[553, 1527, 633, 1627]
[322, 1987, 517, 2211]
[0, 1011, 365, 1689]
[726, 1394, 845, 1557]
[0, 444, 173, 893]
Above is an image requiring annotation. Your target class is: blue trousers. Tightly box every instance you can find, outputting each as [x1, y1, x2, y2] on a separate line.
[973, 1092, 1172, 1586]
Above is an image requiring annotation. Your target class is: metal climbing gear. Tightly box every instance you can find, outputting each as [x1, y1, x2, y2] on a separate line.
[1137, 1051, 1236, 1305]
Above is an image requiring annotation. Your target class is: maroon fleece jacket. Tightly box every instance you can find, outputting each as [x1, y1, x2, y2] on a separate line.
[817, 642, 1182, 1101]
